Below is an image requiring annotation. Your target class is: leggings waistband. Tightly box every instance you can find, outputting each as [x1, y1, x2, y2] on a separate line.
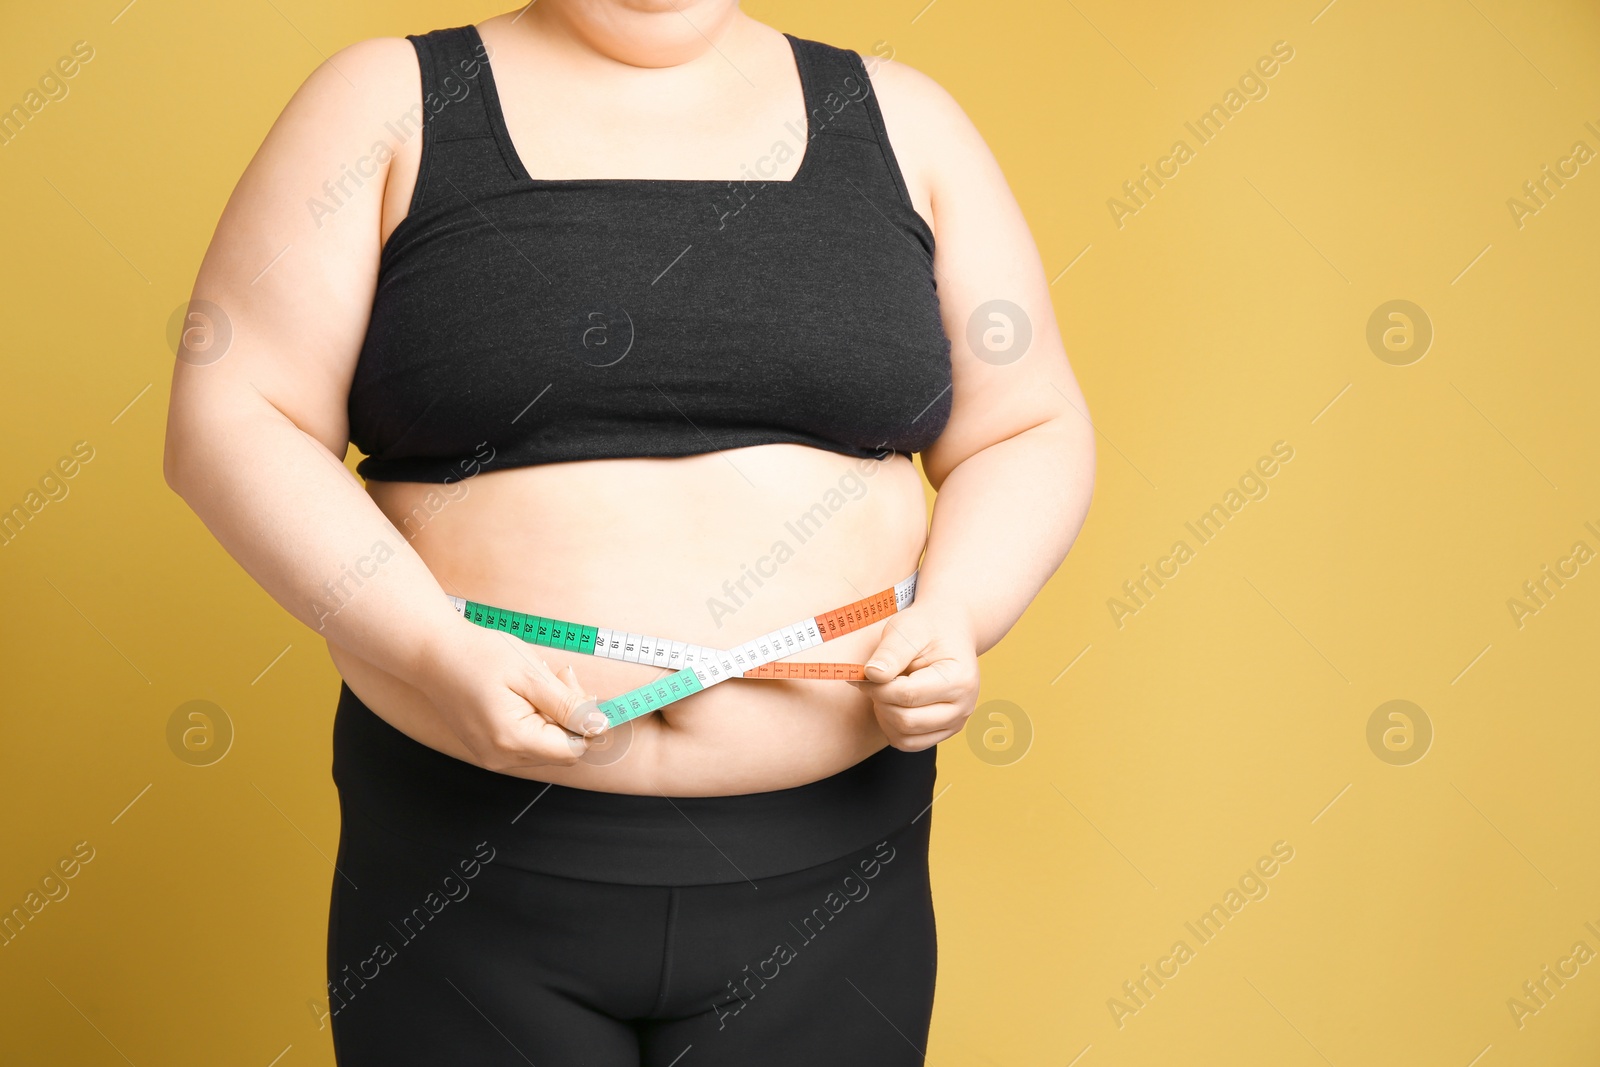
[330, 682, 937, 886]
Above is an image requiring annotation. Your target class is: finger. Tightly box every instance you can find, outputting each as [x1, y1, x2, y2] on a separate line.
[862, 620, 919, 682]
[510, 663, 606, 736]
[579, 718, 635, 767]
[882, 724, 962, 753]
[557, 664, 608, 734]
[873, 700, 963, 740]
[856, 661, 967, 709]
[471, 698, 588, 769]
[507, 715, 591, 766]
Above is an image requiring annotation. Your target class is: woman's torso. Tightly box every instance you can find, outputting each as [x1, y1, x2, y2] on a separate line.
[330, 15, 949, 796]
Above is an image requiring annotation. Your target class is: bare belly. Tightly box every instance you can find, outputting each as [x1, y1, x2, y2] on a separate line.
[328, 443, 931, 795]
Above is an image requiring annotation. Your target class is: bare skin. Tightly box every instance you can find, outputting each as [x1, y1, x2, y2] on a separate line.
[163, 0, 1095, 796]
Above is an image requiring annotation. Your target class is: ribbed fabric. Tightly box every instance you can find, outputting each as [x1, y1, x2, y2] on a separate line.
[347, 25, 951, 483]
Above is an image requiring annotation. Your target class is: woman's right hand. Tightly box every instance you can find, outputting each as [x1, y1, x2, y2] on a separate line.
[413, 621, 609, 773]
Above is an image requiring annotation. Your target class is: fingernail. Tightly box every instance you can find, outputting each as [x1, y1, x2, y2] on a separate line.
[577, 702, 608, 736]
[867, 661, 887, 672]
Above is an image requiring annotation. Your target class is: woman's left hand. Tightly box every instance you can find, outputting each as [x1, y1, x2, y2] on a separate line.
[851, 602, 981, 751]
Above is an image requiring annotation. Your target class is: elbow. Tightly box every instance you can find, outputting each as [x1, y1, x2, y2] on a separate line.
[1070, 413, 1097, 511]
[1079, 420, 1098, 493]
[1035, 411, 1096, 511]
[162, 421, 196, 497]
[162, 394, 232, 497]
[162, 446, 186, 498]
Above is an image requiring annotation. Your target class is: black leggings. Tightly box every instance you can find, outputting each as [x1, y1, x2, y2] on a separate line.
[326, 797, 936, 1065]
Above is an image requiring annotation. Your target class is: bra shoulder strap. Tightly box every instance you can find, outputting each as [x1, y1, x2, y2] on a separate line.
[403, 25, 519, 205]
[787, 36, 880, 143]
[786, 36, 918, 210]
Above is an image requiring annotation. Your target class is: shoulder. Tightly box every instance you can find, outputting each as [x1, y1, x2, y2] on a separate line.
[858, 50, 963, 122]
[851, 49, 997, 219]
[252, 35, 425, 185]
[860, 49, 986, 156]
[292, 34, 422, 108]
[211, 34, 433, 280]
[328, 33, 421, 67]
[247, 35, 425, 168]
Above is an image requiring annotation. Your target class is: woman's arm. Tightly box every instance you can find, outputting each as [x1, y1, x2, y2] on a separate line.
[163, 39, 598, 767]
[852, 58, 1097, 749]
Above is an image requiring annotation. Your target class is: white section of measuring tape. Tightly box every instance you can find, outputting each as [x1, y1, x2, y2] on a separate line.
[446, 597, 733, 673]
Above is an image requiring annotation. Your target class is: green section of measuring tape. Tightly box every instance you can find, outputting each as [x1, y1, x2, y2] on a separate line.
[460, 599, 701, 727]
[596, 666, 705, 727]
[460, 599, 599, 655]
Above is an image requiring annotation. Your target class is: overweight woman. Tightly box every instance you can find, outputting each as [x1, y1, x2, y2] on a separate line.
[164, 2, 1094, 1063]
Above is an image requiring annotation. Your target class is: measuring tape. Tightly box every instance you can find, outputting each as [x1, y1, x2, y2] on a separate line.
[448, 572, 918, 727]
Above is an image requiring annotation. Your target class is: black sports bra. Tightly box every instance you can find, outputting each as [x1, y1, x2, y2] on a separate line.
[347, 25, 952, 483]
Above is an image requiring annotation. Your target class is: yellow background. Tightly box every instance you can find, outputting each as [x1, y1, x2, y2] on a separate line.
[2, 0, 1597, 1063]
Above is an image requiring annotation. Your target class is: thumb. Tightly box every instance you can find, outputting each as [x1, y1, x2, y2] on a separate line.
[510, 660, 606, 736]
[862, 627, 915, 683]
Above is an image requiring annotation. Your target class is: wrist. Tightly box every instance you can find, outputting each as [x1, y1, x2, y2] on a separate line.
[408, 611, 479, 700]
[909, 593, 979, 648]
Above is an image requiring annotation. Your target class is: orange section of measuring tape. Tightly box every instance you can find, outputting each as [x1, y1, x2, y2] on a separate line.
[813, 584, 902, 638]
[741, 662, 868, 680]
[737, 582, 903, 681]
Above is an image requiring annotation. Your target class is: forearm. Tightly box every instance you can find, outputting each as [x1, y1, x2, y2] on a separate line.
[165, 395, 466, 689]
[914, 418, 1095, 655]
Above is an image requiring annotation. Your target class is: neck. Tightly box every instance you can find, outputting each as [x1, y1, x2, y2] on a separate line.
[519, 0, 745, 68]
